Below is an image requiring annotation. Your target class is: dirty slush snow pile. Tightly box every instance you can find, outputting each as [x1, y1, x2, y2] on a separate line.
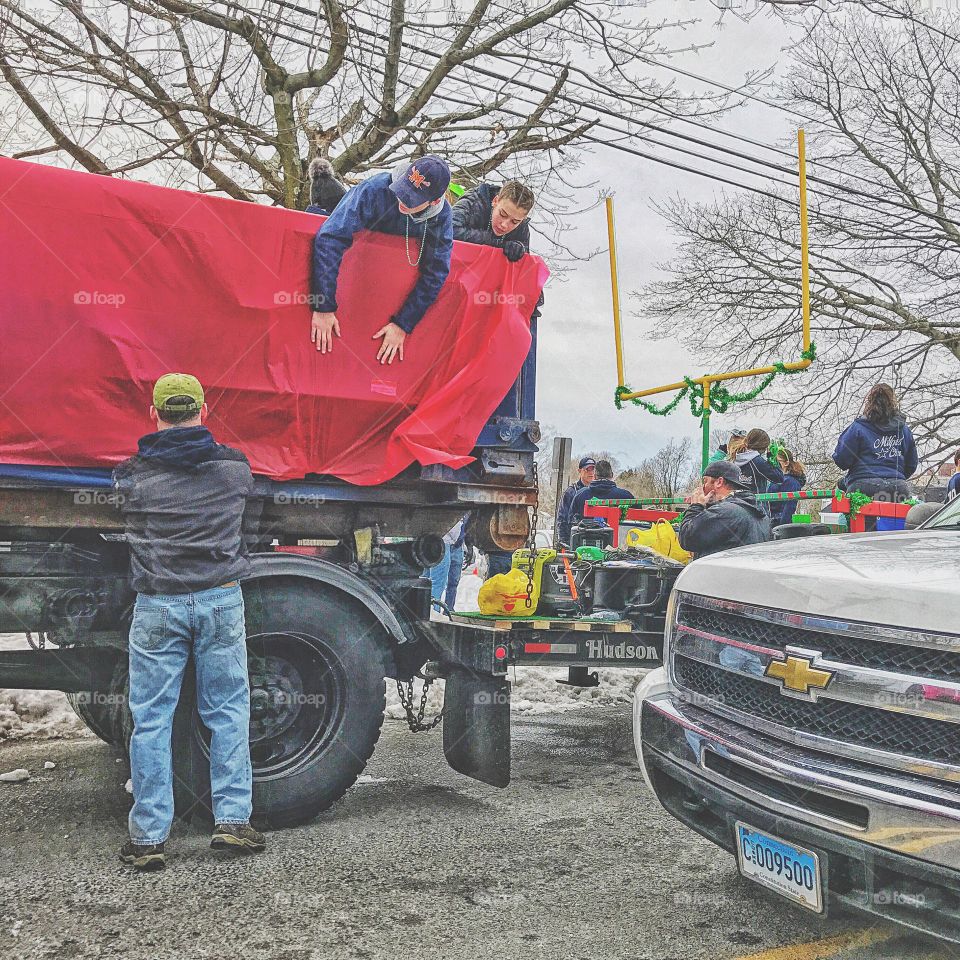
[0, 573, 648, 739]
[0, 635, 91, 741]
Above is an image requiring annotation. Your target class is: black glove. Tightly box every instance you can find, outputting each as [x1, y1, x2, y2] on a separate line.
[502, 240, 526, 262]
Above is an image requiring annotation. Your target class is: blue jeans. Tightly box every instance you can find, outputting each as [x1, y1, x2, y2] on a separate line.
[427, 544, 464, 610]
[485, 551, 513, 580]
[445, 545, 463, 609]
[427, 545, 450, 608]
[127, 583, 252, 844]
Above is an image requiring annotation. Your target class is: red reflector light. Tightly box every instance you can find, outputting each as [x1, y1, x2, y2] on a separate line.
[494, 645, 508, 660]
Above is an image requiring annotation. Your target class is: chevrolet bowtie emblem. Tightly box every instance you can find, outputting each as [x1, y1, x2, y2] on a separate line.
[765, 652, 834, 699]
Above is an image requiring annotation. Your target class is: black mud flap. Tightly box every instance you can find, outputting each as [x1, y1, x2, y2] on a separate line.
[442, 667, 511, 788]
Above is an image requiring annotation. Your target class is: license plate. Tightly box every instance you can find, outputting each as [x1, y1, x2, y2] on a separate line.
[735, 822, 824, 913]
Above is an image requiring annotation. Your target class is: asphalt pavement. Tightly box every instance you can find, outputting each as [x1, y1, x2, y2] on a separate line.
[0, 705, 950, 960]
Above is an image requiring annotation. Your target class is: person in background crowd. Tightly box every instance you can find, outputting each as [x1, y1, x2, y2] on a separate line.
[304, 158, 347, 216]
[462, 515, 514, 582]
[948, 449, 960, 501]
[734, 429, 784, 516]
[310, 155, 453, 364]
[567, 460, 635, 540]
[427, 516, 468, 610]
[768, 447, 807, 526]
[709, 428, 747, 464]
[484, 549, 513, 580]
[833, 383, 918, 501]
[678, 461, 772, 559]
[724, 433, 748, 462]
[557, 456, 597, 545]
[445, 183, 467, 207]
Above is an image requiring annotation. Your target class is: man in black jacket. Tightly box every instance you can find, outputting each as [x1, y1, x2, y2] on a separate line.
[453, 180, 541, 423]
[678, 461, 771, 559]
[557, 456, 597, 545]
[451, 180, 535, 261]
[113, 374, 265, 869]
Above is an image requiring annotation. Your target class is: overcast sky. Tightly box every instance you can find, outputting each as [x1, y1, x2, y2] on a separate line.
[536, 2, 800, 467]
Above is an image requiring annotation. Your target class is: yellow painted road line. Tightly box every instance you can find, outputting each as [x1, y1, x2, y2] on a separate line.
[733, 926, 893, 960]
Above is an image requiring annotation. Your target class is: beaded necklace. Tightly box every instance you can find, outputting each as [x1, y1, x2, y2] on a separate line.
[404, 214, 428, 266]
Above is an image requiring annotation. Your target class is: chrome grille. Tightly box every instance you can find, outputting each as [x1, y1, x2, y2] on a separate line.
[678, 602, 960, 684]
[671, 594, 960, 779]
[674, 655, 960, 766]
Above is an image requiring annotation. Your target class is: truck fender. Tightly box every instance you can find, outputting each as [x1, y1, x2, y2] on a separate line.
[247, 553, 412, 645]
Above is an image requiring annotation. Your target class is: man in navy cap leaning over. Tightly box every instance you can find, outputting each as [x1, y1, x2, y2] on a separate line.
[310, 155, 453, 364]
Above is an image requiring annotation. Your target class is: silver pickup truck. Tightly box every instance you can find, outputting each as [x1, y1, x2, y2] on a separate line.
[635, 497, 960, 942]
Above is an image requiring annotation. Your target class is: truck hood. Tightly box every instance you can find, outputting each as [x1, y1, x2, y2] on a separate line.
[675, 530, 960, 635]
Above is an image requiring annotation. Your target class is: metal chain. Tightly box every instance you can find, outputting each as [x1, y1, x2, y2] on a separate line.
[524, 459, 540, 609]
[395, 678, 443, 733]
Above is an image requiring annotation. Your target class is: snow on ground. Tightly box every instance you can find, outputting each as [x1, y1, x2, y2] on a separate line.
[0, 634, 92, 742]
[2, 569, 647, 740]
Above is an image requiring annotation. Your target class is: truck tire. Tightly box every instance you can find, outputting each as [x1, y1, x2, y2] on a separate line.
[172, 579, 391, 828]
[66, 657, 131, 746]
[66, 690, 115, 744]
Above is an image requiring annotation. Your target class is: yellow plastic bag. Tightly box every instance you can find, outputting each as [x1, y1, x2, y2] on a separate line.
[624, 520, 693, 565]
[478, 568, 536, 616]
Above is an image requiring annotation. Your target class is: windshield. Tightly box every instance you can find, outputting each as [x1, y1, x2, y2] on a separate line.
[926, 497, 960, 529]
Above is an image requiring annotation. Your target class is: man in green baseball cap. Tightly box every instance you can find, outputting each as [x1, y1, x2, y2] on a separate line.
[151, 372, 205, 423]
[113, 372, 265, 869]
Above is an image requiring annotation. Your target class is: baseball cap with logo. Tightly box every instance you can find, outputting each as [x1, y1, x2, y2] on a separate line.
[389, 155, 451, 208]
[703, 460, 751, 489]
[579, 457, 597, 469]
[153, 373, 204, 419]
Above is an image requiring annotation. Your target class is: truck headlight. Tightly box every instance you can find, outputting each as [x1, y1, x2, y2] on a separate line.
[663, 588, 681, 682]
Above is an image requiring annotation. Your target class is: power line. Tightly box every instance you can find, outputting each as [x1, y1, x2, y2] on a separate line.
[216, 0, 798, 198]
[208, 0, 960, 237]
[336, 6, 960, 235]
[373, 0, 934, 196]
[248, 0, 794, 202]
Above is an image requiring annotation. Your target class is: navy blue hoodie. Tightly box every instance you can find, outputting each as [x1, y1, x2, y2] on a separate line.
[568, 478, 635, 536]
[833, 415, 918, 485]
[768, 471, 806, 525]
[310, 172, 453, 334]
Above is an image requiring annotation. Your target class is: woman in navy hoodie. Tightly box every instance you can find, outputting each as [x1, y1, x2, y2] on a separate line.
[833, 383, 918, 501]
[734, 429, 784, 517]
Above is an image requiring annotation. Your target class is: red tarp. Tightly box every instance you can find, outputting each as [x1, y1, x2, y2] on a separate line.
[0, 157, 547, 483]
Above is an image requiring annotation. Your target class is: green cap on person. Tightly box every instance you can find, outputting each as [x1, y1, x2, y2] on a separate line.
[153, 373, 204, 418]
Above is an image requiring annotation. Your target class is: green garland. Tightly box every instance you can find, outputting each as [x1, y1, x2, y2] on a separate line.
[615, 343, 818, 415]
[845, 490, 872, 523]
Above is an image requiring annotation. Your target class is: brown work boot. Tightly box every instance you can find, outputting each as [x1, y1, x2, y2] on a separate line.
[210, 822, 266, 854]
[119, 840, 166, 870]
